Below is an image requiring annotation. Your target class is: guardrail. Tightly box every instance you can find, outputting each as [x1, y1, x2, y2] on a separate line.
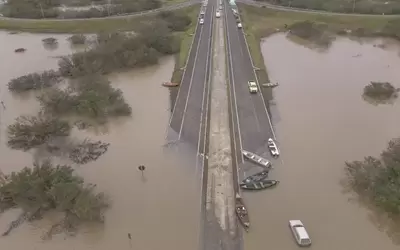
[0, 1, 199, 22]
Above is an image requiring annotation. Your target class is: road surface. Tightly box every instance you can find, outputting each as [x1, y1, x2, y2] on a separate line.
[224, 1, 275, 182]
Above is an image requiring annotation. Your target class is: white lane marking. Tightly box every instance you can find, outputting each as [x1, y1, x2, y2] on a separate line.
[166, 7, 203, 141]
[178, 13, 206, 140]
[239, 19, 277, 140]
[225, 6, 244, 165]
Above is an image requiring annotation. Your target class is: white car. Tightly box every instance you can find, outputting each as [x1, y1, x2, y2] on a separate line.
[247, 81, 258, 93]
[199, 18, 204, 25]
[216, 11, 221, 18]
[267, 138, 280, 157]
[200, 10, 205, 16]
[289, 220, 312, 247]
[237, 23, 242, 28]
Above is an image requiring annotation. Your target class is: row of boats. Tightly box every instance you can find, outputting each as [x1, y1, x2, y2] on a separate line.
[235, 138, 281, 231]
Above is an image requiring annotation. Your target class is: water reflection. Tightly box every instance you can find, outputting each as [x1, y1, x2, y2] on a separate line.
[243, 33, 400, 250]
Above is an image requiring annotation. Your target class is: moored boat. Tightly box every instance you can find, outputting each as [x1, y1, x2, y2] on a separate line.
[235, 193, 250, 231]
[241, 170, 269, 184]
[162, 82, 179, 87]
[267, 138, 280, 157]
[242, 150, 271, 168]
[240, 179, 279, 191]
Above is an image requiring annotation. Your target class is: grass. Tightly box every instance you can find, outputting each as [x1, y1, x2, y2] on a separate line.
[163, 0, 188, 7]
[0, 4, 199, 33]
[238, 3, 400, 88]
[170, 4, 201, 83]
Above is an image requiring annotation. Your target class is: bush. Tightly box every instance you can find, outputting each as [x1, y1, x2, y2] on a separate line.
[8, 70, 62, 93]
[345, 138, 400, 215]
[0, 160, 109, 237]
[68, 34, 86, 45]
[159, 11, 192, 32]
[38, 74, 132, 119]
[363, 82, 398, 101]
[7, 114, 71, 151]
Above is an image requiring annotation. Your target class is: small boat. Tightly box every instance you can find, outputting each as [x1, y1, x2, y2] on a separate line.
[240, 179, 279, 191]
[235, 193, 250, 231]
[267, 138, 280, 157]
[262, 82, 279, 88]
[241, 170, 269, 184]
[242, 150, 271, 168]
[162, 82, 179, 87]
[14, 48, 26, 53]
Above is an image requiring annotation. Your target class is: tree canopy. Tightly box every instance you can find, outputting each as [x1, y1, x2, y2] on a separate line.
[0, 160, 109, 237]
[345, 138, 400, 215]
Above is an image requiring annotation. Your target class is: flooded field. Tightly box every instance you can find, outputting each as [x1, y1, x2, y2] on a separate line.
[0, 32, 199, 250]
[244, 33, 400, 250]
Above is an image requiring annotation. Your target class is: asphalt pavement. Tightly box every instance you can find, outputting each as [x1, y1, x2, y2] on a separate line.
[168, 1, 213, 153]
[224, 2, 275, 181]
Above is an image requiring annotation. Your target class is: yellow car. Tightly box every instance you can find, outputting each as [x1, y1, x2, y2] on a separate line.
[248, 81, 258, 93]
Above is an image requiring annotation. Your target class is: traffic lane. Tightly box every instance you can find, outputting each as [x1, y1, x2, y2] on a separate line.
[180, 5, 213, 146]
[169, 13, 203, 134]
[226, 9, 262, 153]
[226, 9, 274, 152]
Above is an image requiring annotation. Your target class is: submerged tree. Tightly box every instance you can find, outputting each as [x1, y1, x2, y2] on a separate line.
[8, 70, 62, 93]
[345, 138, 400, 215]
[0, 160, 109, 237]
[363, 81, 398, 104]
[38, 74, 132, 120]
[7, 114, 71, 151]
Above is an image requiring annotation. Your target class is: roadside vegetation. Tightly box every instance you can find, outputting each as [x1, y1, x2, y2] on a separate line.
[0, 159, 109, 238]
[1, 0, 162, 19]
[363, 82, 399, 104]
[344, 138, 400, 217]
[253, 0, 400, 15]
[68, 34, 86, 45]
[237, 3, 400, 99]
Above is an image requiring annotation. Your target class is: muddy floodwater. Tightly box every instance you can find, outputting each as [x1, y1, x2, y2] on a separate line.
[244, 33, 400, 250]
[0, 32, 199, 250]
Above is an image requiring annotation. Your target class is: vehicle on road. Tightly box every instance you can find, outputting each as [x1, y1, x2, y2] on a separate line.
[233, 9, 238, 15]
[237, 22, 242, 28]
[200, 10, 205, 16]
[289, 220, 312, 247]
[199, 18, 204, 25]
[219, 5, 222, 10]
[242, 150, 271, 168]
[267, 138, 280, 157]
[248, 80, 258, 93]
[241, 170, 269, 184]
[240, 179, 279, 190]
[235, 193, 250, 231]
[216, 11, 221, 17]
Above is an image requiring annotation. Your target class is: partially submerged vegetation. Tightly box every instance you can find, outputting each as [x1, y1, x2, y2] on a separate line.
[363, 82, 399, 104]
[68, 34, 86, 45]
[345, 138, 400, 216]
[253, 0, 400, 15]
[8, 70, 61, 93]
[0, 160, 109, 238]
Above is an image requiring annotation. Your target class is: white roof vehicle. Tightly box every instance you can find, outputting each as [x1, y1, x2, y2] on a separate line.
[237, 22, 242, 28]
[199, 18, 204, 25]
[289, 220, 312, 247]
[247, 81, 258, 93]
[216, 11, 221, 18]
[200, 10, 205, 16]
[267, 138, 279, 157]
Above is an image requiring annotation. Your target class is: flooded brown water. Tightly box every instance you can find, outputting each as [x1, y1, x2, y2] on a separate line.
[0, 32, 199, 250]
[244, 33, 400, 250]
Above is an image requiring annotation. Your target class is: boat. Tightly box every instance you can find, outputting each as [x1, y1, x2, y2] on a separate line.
[235, 193, 250, 231]
[162, 82, 179, 87]
[240, 179, 279, 191]
[242, 150, 271, 168]
[267, 138, 280, 157]
[241, 170, 269, 184]
[14, 48, 26, 53]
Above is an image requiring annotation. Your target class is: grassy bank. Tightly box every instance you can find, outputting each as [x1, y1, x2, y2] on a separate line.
[0, 4, 199, 33]
[238, 3, 400, 90]
[170, 4, 200, 83]
[253, 0, 400, 15]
